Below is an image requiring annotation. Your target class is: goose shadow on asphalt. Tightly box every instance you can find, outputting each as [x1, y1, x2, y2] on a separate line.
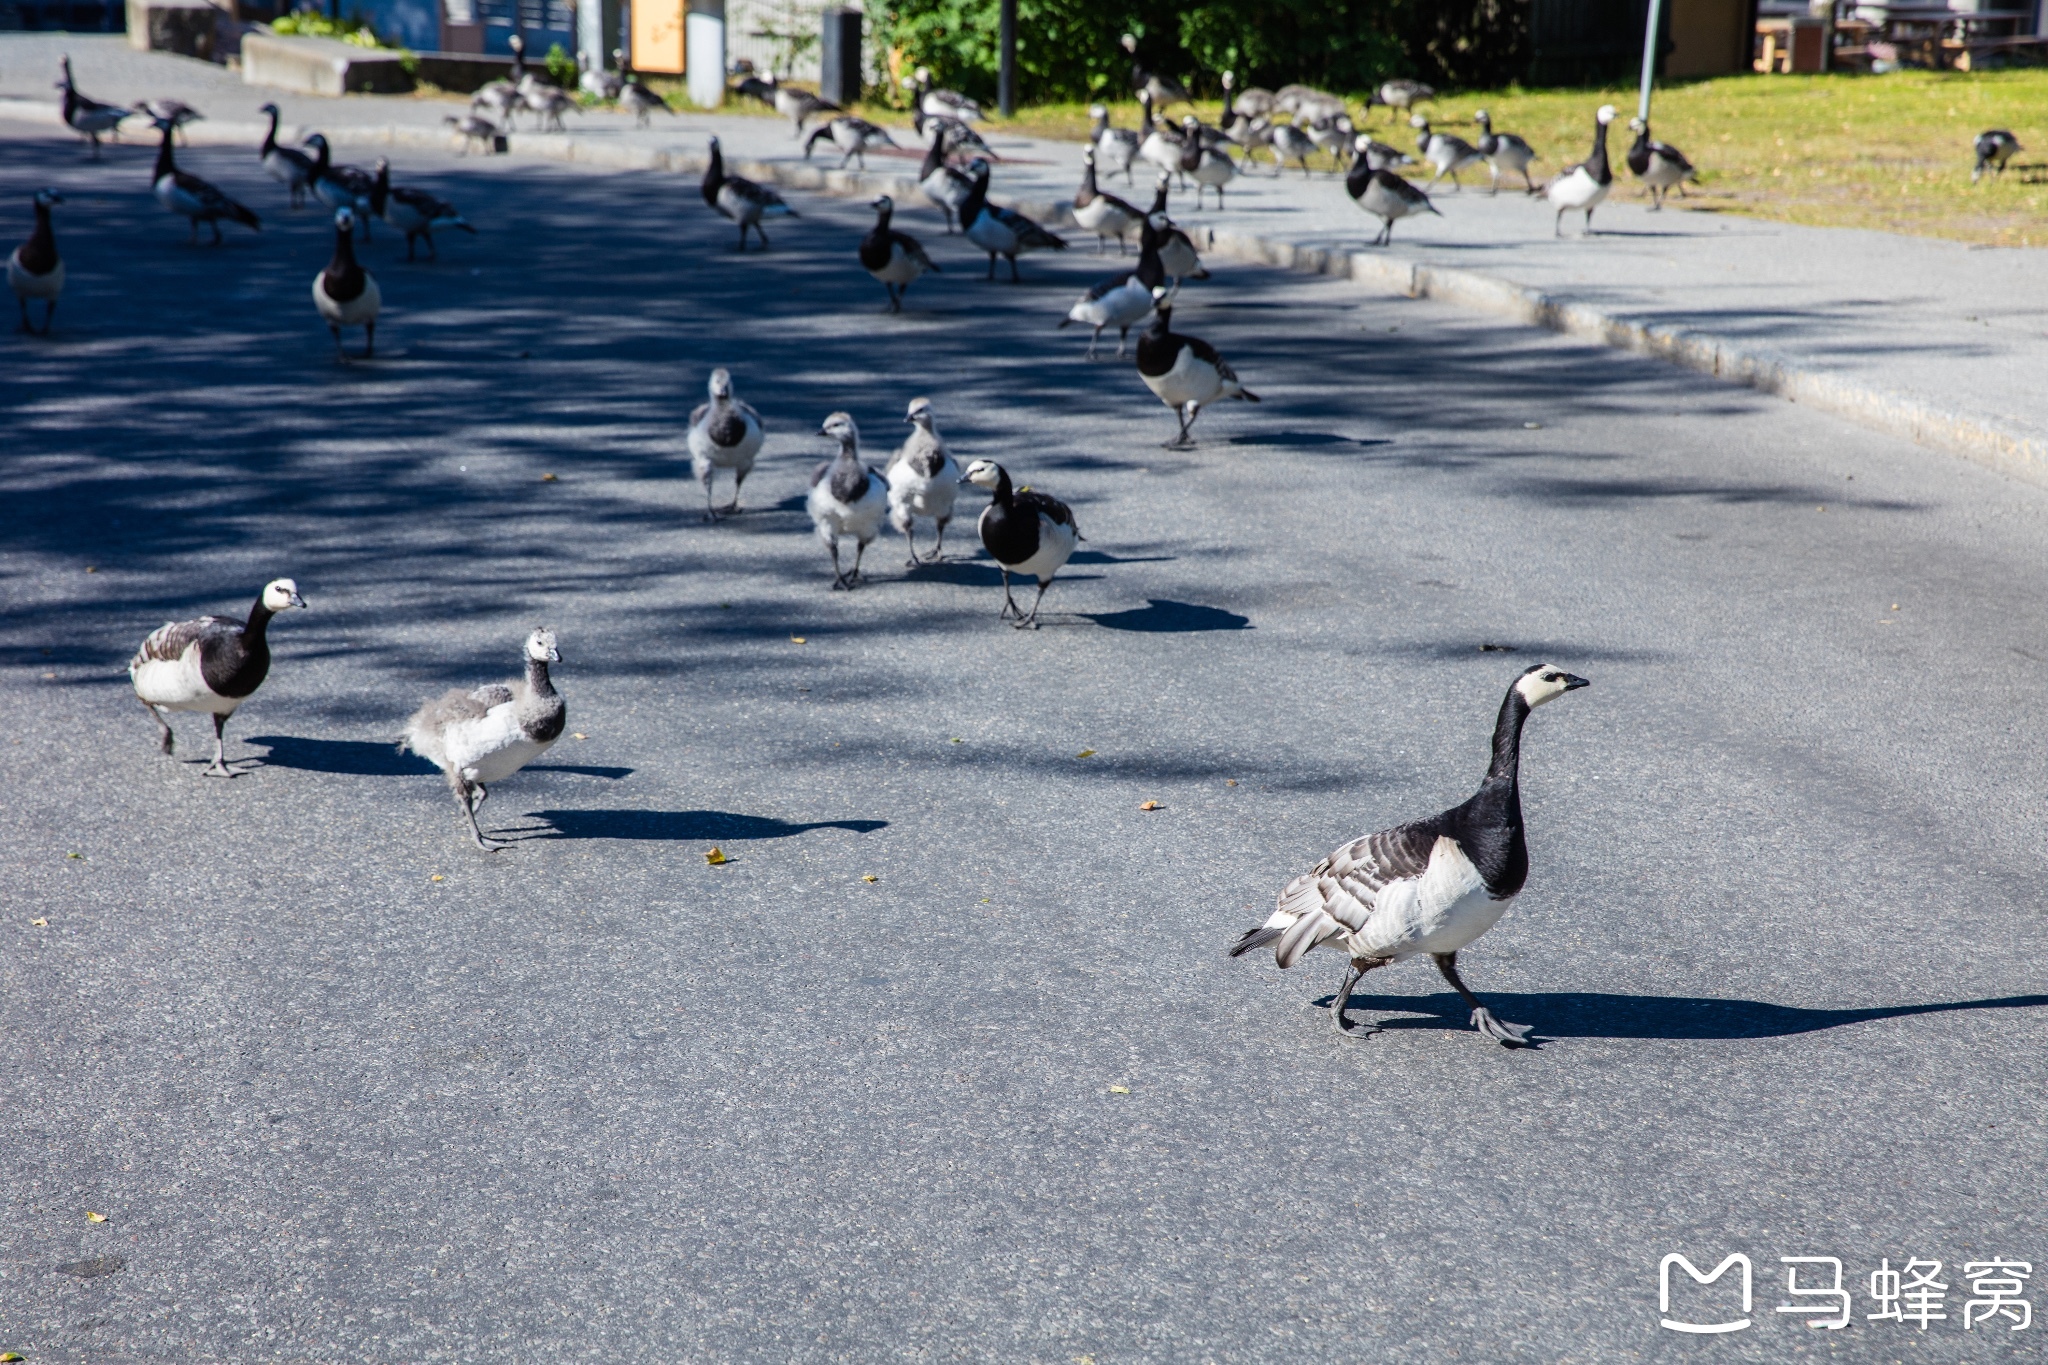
[1311, 989, 2048, 1041]
[524, 809, 888, 841]
[246, 735, 633, 780]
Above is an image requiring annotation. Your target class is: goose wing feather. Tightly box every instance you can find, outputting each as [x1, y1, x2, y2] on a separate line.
[133, 615, 239, 669]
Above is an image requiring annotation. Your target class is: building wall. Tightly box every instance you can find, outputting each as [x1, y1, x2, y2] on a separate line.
[1668, 0, 1753, 75]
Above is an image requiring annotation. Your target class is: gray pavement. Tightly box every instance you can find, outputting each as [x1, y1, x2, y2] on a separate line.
[3, 93, 2048, 1363]
[10, 34, 2048, 482]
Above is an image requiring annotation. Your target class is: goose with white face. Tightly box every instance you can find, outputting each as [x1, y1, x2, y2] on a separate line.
[1514, 665, 1590, 709]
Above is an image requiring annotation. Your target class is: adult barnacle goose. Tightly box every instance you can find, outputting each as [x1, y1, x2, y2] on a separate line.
[129, 578, 307, 777]
[471, 80, 522, 131]
[1229, 664, 1589, 1046]
[1137, 93, 1186, 184]
[1369, 79, 1435, 122]
[444, 113, 503, 156]
[618, 75, 672, 128]
[860, 194, 940, 313]
[1059, 210, 1165, 359]
[1306, 111, 1357, 170]
[370, 160, 474, 261]
[579, 49, 623, 101]
[1974, 129, 2022, 182]
[1073, 147, 1143, 253]
[805, 115, 899, 169]
[312, 207, 380, 361]
[1218, 74, 1277, 172]
[152, 120, 261, 245]
[1179, 115, 1238, 208]
[887, 397, 961, 565]
[702, 136, 796, 251]
[912, 67, 983, 124]
[808, 412, 890, 589]
[524, 85, 579, 134]
[1270, 122, 1320, 179]
[1411, 114, 1483, 191]
[1474, 110, 1538, 195]
[400, 628, 566, 852]
[1547, 104, 1617, 236]
[1089, 104, 1141, 185]
[1626, 117, 1696, 209]
[1274, 84, 1345, 123]
[961, 162, 1067, 282]
[258, 103, 316, 205]
[687, 367, 765, 520]
[137, 98, 202, 144]
[304, 134, 376, 240]
[57, 55, 130, 158]
[1144, 176, 1210, 284]
[1135, 286, 1259, 448]
[1353, 133, 1416, 174]
[917, 136, 976, 233]
[963, 459, 1078, 627]
[1346, 153, 1440, 247]
[10, 190, 64, 336]
[736, 73, 841, 137]
[1121, 34, 1189, 110]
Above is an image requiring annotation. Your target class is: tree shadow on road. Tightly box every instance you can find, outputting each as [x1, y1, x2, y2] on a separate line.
[1314, 989, 2048, 1040]
[527, 809, 887, 841]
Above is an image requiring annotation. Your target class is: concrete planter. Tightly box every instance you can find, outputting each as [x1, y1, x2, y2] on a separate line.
[126, 0, 221, 62]
[240, 31, 413, 95]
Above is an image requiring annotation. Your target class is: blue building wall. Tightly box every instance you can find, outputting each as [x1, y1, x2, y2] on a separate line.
[344, 0, 441, 52]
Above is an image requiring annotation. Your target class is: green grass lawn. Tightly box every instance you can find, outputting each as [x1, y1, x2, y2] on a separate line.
[648, 69, 2048, 246]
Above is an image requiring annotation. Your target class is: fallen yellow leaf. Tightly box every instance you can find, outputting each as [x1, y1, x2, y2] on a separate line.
[704, 848, 728, 866]
[85, 566, 96, 574]
[861, 874, 878, 883]
[4, 1349, 27, 1360]
[572, 732, 588, 740]
[1108, 1086, 1130, 1095]
[541, 472, 558, 482]
[430, 875, 444, 882]
[1138, 801, 1160, 811]
[790, 636, 807, 644]
[949, 737, 962, 744]
[1226, 779, 1238, 787]
[66, 851, 83, 860]
[31, 919, 47, 927]
[1076, 749, 1095, 759]
[85, 1211, 106, 1223]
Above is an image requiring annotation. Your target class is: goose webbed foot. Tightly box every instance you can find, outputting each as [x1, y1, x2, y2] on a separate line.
[1329, 961, 1382, 1039]
[459, 792, 507, 850]
[1470, 1007, 1533, 1047]
[202, 758, 237, 778]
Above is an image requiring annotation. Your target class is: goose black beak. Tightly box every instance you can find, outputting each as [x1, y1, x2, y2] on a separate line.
[1562, 674, 1589, 691]
[290, 593, 309, 609]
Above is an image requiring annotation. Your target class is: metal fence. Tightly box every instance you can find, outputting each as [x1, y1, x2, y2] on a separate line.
[724, 0, 885, 91]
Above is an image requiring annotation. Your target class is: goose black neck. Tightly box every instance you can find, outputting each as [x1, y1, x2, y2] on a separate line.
[1587, 119, 1611, 181]
[1148, 178, 1168, 214]
[30, 199, 54, 246]
[243, 594, 276, 645]
[918, 134, 945, 179]
[1487, 685, 1532, 785]
[261, 105, 279, 154]
[1135, 224, 1164, 290]
[154, 123, 176, 179]
[874, 200, 893, 230]
[331, 220, 358, 271]
[371, 161, 389, 214]
[310, 138, 330, 175]
[960, 167, 989, 224]
[706, 141, 724, 186]
[526, 655, 556, 696]
[1080, 156, 1098, 195]
[986, 464, 1014, 505]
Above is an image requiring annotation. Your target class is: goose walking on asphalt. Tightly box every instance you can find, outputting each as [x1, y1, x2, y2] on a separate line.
[808, 412, 890, 589]
[1122, 34, 1190, 109]
[400, 628, 566, 852]
[1474, 109, 1538, 194]
[1090, 103, 1141, 185]
[305, 135, 376, 240]
[370, 161, 474, 261]
[963, 459, 1078, 628]
[1138, 93, 1186, 185]
[1974, 129, 2022, 182]
[618, 75, 672, 128]
[1626, 117, 1696, 209]
[1219, 72, 1278, 170]
[1135, 287, 1259, 448]
[1073, 146, 1143, 254]
[1230, 665, 1589, 1047]
[1270, 122, 1320, 179]
[129, 578, 307, 777]
[702, 136, 795, 251]
[137, 98, 202, 144]
[1145, 176, 1210, 285]
[1060, 211, 1165, 359]
[806, 115, 899, 169]
[911, 67, 983, 125]
[471, 80, 521, 131]
[962, 162, 1067, 282]
[860, 194, 940, 313]
[1547, 104, 1617, 236]
[9, 190, 63, 335]
[687, 367, 765, 520]
[917, 133, 976, 233]
[1347, 152, 1439, 247]
[312, 207, 380, 361]
[1306, 112, 1357, 170]
[736, 73, 841, 137]
[153, 120, 262, 245]
[1354, 133, 1417, 173]
[444, 113, 502, 155]
[887, 397, 961, 565]
[258, 103, 317, 205]
[524, 85, 580, 134]
[1181, 115, 1239, 208]
[57, 55, 130, 158]
[1411, 114, 1483, 191]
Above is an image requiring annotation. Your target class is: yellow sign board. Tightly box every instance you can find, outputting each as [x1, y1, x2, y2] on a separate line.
[633, 0, 686, 74]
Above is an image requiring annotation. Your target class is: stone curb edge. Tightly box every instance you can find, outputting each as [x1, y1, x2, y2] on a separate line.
[7, 95, 2042, 488]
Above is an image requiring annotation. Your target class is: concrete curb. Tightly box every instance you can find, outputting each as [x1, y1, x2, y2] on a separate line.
[9, 94, 2044, 487]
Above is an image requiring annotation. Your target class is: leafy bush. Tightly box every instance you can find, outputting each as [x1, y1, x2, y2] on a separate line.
[546, 42, 579, 89]
[271, 6, 394, 50]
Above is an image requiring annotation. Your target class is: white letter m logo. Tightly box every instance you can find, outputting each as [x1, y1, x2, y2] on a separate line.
[1661, 1253, 1754, 1334]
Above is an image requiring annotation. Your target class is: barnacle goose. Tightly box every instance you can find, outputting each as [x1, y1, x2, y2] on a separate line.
[687, 367, 764, 519]
[1346, 153, 1439, 246]
[860, 194, 940, 313]
[152, 120, 261, 245]
[130, 578, 306, 777]
[304, 135, 376, 241]
[1218, 74, 1277, 173]
[963, 459, 1079, 628]
[57, 55, 129, 158]
[918, 136, 976, 233]
[1270, 122, 1320, 179]
[370, 161, 474, 261]
[524, 85, 580, 134]
[1059, 210, 1165, 359]
[1411, 114, 1483, 191]
[10, 189, 63, 336]
[258, 103, 316, 205]
[887, 397, 961, 565]
[1353, 132, 1417, 174]
[1135, 286, 1259, 448]
[1137, 93, 1187, 184]
[1179, 115, 1238, 208]
[961, 162, 1067, 282]
[805, 115, 899, 169]
[1274, 84, 1346, 123]
[1121, 35, 1189, 110]
[400, 628, 566, 851]
[312, 207, 380, 361]
[1626, 117, 1696, 209]
[471, 77, 521, 130]
[1222, 70, 1278, 121]
[1474, 110, 1538, 195]
[1090, 104, 1142, 185]
[912, 67, 983, 124]
[736, 73, 841, 137]
[1369, 79, 1435, 122]
[702, 136, 796, 251]
[1230, 664, 1589, 1046]
[618, 75, 672, 127]
[1974, 129, 2023, 182]
[1306, 111, 1357, 170]
[808, 412, 890, 589]
[579, 49, 623, 100]
[1073, 147, 1143, 253]
[1143, 176, 1210, 283]
[137, 98, 202, 145]
[911, 102, 995, 161]
[444, 113, 503, 156]
[1547, 104, 1617, 236]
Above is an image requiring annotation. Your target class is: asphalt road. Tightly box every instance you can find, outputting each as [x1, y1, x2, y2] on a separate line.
[4, 124, 2047, 1364]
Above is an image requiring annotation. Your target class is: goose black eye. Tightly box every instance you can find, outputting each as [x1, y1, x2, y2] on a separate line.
[1544, 673, 1561, 682]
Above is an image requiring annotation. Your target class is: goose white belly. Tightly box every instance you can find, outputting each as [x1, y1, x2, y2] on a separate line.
[872, 242, 926, 285]
[1489, 138, 1536, 171]
[154, 176, 209, 219]
[441, 702, 554, 783]
[1010, 512, 1078, 582]
[1642, 154, 1689, 189]
[809, 483, 888, 541]
[1143, 344, 1225, 408]
[716, 185, 766, 225]
[1548, 167, 1609, 211]
[1158, 235, 1201, 278]
[1071, 279, 1152, 330]
[1357, 179, 1424, 222]
[1072, 197, 1134, 235]
[1192, 153, 1236, 187]
[1346, 836, 1510, 960]
[8, 250, 62, 300]
[689, 419, 763, 471]
[131, 650, 238, 714]
[921, 170, 971, 212]
[887, 462, 959, 520]
[313, 271, 381, 326]
[966, 213, 1020, 255]
[263, 152, 305, 188]
[1139, 134, 1181, 176]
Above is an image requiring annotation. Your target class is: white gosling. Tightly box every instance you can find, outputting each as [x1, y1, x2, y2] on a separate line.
[400, 628, 567, 851]
[807, 412, 890, 589]
[886, 397, 962, 565]
[129, 578, 307, 777]
[687, 367, 765, 520]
